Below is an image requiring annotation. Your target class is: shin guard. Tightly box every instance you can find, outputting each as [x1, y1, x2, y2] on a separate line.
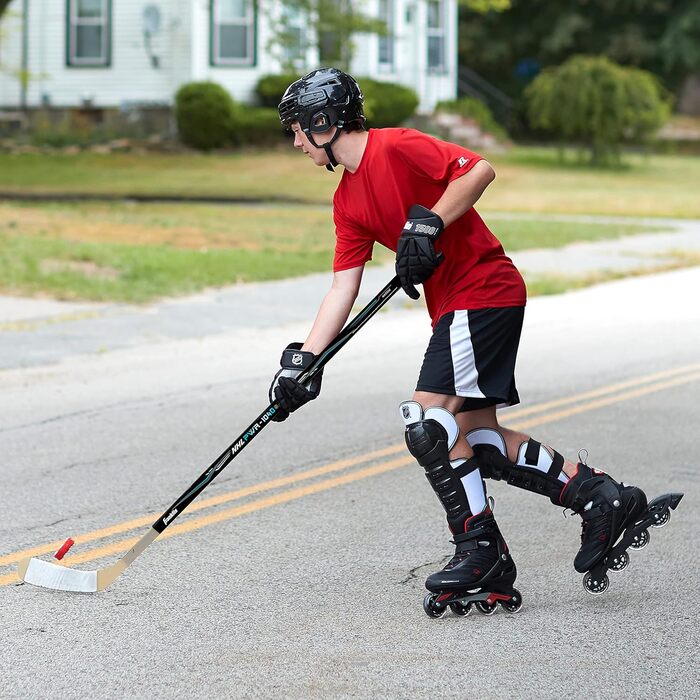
[466, 429, 566, 504]
[400, 401, 486, 533]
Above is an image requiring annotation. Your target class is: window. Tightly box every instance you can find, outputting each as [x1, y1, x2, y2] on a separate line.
[427, 0, 446, 72]
[67, 0, 111, 67]
[212, 0, 256, 66]
[378, 0, 394, 71]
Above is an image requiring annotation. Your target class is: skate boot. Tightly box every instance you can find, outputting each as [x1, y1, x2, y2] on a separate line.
[560, 462, 684, 595]
[423, 509, 522, 618]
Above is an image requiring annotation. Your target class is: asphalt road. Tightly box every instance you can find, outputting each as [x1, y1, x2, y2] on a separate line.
[1, 268, 699, 699]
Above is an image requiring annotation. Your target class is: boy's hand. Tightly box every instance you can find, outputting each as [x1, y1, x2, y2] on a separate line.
[395, 205, 444, 300]
[269, 343, 323, 422]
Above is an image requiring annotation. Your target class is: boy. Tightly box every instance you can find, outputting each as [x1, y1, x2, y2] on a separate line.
[268, 68, 680, 616]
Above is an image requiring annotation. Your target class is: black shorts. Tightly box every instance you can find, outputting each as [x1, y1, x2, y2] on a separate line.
[415, 307, 524, 412]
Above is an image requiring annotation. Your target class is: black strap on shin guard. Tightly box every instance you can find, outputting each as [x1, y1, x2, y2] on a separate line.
[405, 419, 478, 525]
[474, 443, 563, 503]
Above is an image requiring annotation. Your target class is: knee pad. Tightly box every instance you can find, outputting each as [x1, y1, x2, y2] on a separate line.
[466, 428, 565, 502]
[400, 401, 486, 524]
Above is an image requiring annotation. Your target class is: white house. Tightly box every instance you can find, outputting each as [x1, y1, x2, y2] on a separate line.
[0, 0, 457, 113]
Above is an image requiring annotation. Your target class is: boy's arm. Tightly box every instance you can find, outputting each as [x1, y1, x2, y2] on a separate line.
[302, 265, 364, 353]
[430, 160, 495, 226]
[268, 265, 364, 422]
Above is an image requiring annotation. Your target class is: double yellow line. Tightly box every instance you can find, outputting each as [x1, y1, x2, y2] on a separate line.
[2, 363, 698, 588]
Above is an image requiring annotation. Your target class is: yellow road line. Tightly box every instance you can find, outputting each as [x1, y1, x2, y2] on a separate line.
[5, 363, 700, 566]
[508, 363, 700, 419]
[6, 361, 694, 565]
[0, 443, 405, 567]
[2, 364, 698, 588]
[0, 457, 412, 587]
[512, 371, 700, 431]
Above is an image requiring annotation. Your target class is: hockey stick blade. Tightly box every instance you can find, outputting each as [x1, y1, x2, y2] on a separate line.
[18, 276, 401, 593]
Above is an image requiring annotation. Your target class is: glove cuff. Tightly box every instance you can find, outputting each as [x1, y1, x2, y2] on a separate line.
[404, 204, 444, 239]
[280, 343, 315, 370]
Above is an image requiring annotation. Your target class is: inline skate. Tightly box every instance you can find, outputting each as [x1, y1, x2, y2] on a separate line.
[560, 463, 684, 594]
[423, 510, 522, 618]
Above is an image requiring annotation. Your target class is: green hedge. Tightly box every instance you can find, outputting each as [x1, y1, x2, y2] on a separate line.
[237, 107, 287, 146]
[434, 96, 508, 140]
[359, 78, 419, 128]
[256, 73, 300, 108]
[175, 82, 286, 149]
[174, 81, 236, 150]
[525, 55, 671, 164]
[257, 73, 419, 129]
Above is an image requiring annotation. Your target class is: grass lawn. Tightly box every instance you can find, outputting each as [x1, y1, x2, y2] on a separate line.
[0, 200, 667, 302]
[1, 145, 699, 218]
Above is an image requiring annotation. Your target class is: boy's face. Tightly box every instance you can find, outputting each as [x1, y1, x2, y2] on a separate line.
[290, 120, 336, 167]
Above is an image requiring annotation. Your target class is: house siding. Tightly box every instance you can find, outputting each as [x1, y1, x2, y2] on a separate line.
[0, 0, 457, 111]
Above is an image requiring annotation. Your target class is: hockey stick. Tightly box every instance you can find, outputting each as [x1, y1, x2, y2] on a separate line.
[18, 275, 402, 593]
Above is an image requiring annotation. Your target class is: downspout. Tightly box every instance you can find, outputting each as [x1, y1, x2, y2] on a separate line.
[20, 0, 29, 110]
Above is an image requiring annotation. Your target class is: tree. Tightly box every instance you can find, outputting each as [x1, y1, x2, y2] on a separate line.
[458, 0, 700, 97]
[525, 55, 671, 165]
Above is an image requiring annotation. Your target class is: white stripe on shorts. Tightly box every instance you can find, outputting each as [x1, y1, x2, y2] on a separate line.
[449, 310, 486, 398]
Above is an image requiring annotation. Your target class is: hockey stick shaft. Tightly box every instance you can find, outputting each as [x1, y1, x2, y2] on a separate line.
[152, 275, 401, 534]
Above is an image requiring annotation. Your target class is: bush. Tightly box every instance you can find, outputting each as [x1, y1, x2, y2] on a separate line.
[434, 97, 508, 140]
[174, 81, 237, 150]
[256, 73, 300, 108]
[525, 55, 671, 165]
[235, 107, 287, 146]
[359, 78, 419, 128]
[255, 74, 419, 130]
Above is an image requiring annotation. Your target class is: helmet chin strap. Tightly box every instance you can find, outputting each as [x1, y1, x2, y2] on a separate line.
[306, 126, 344, 172]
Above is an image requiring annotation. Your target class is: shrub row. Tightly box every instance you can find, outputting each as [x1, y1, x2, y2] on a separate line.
[174, 82, 285, 150]
[175, 75, 419, 150]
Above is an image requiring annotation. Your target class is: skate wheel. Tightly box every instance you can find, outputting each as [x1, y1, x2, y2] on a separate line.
[609, 551, 630, 573]
[501, 589, 523, 614]
[423, 594, 447, 619]
[450, 601, 472, 617]
[583, 572, 609, 596]
[651, 509, 671, 529]
[629, 529, 650, 550]
[475, 600, 498, 616]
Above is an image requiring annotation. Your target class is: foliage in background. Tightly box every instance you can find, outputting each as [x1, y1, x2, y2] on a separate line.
[256, 73, 301, 108]
[256, 73, 418, 129]
[525, 56, 670, 164]
[434, 96, 508, 140]
[458, 0, 700, 100]
[237, 107, 287, 146]
[174, 82, 236, 150]
[359, 78, 418, 128]
[266, 0, 386, 72]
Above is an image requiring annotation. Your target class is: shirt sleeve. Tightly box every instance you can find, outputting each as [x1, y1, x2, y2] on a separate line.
[332, 199, 374, 272]
[394, 129, 484, 185]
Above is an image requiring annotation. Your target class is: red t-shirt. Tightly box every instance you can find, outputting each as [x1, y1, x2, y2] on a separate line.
[333, 128, 526, 325]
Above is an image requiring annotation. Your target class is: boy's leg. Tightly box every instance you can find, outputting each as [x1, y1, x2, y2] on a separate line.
[401, 391, 519, 615]
[452, 406, 649, 575]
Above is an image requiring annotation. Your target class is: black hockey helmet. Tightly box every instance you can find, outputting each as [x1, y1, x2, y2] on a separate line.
[278, 68, 365, 170]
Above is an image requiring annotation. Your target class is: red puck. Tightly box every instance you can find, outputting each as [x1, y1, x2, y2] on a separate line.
[54, 538, 75, 560]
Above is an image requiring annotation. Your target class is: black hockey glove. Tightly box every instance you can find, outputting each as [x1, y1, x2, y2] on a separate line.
[395, 204, 445, 300]
[268, 343, 323, 422]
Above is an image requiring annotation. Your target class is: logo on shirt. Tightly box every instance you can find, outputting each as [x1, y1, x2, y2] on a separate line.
[458, 156, 469, 167]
